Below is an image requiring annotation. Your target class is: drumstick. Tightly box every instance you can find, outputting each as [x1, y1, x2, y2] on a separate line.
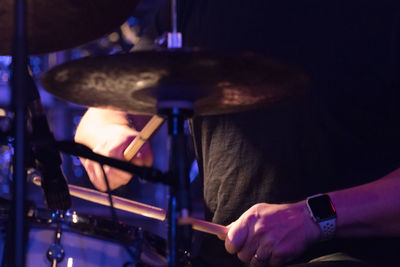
[69, 184, 165, 220]
[123, 115, 164, 161]
[178, 216, 228, 238]
[68, 184, 228, 238]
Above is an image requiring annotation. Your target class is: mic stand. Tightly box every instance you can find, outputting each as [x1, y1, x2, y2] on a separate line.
[5, 0, 29, 266]
[27, 74, 71, 211]
[53, 140, 173, 186]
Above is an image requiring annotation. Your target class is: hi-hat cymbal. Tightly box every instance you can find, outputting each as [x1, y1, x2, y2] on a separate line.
[0, 0, 139, 55]
[41, 49, 309, 115]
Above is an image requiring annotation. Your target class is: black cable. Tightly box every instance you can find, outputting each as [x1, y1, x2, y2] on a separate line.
[99, 164, 140, 266]
[55, 141, 170, 186]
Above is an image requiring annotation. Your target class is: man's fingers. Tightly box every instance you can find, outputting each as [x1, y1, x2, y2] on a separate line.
[84, 159, 106, 192]
[129, 142, 153, 167]
[102, 165, 130, 188]
[225, 218, 248, 254]
[236, 237, 258, 263]
[250, 245, 272, 267]
[81, 132, 153, 191]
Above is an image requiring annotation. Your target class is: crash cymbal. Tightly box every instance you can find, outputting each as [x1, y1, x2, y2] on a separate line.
[0, 0, 139, 55]
[41, 49, 309, 115]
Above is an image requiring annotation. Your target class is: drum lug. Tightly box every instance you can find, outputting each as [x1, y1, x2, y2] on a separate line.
[46, 242, 65, 264]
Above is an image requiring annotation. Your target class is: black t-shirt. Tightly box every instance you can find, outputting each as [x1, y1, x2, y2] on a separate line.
[152, 0, 400, 265]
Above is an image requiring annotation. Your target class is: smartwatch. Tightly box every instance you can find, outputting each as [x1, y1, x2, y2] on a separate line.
[306, 194, 336, 240]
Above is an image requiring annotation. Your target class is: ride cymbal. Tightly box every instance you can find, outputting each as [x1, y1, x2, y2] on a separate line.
[41, 49, 309, 115]
[0, 0, 139, 55]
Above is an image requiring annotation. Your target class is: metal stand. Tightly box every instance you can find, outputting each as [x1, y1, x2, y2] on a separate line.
[46, 214, 65, 267]
[5, 0, 29, 266]
[158, 101, 193, 267]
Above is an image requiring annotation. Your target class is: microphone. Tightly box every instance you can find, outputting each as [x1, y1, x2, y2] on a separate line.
[27, 75, 71, 211]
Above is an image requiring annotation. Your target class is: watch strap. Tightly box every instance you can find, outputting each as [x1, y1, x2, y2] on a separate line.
[306, 194, 337, 241]
[319, 218, 336, 240]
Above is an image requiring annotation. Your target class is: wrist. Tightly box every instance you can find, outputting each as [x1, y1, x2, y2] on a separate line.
[296, 201, 321, 243]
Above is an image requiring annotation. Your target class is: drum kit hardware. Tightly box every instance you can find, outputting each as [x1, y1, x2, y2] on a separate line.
[2, 0, 309, 266]
[0, 197, 168, 267]
[31, 177, 227, 237]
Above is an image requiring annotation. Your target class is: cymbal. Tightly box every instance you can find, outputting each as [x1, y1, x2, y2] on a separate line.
[41, 49, 309, 115]
[0, 0, 139, 55]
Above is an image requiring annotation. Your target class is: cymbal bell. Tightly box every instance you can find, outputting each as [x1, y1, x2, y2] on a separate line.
[0, 0, 139, 55]
[41, 49, 309, 115]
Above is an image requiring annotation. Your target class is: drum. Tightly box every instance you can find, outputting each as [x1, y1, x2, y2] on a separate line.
[0, 201, 166, 267]
[27, 227, 137, 267]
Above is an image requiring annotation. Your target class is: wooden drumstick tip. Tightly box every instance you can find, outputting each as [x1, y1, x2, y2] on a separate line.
[178, 217, 228, 239]
[123, 115, 164, 161]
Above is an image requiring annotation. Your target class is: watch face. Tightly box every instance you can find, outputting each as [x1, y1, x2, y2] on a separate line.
[307, 195, 336, 221]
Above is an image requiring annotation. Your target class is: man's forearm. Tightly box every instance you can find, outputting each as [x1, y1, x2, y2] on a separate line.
[330, 168, 400, 237]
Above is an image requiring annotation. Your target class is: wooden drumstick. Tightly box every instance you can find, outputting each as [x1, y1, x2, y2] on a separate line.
[68, 184, 228, 238]
[123, 115, 164, 161]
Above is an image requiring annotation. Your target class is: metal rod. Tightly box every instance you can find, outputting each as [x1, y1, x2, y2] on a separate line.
[8, 0, 28, 266]
[168, 0, 182, 48]
[158, 104, 194, 267]
[171, 0, 178, 34]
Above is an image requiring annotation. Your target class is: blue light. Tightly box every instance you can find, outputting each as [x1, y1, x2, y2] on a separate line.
[0, 56, 11, 66]
[127, 16, 139, 26]
[189, 160, 199, 183]
[0, 56, 11, 83]
[72, 156, 81, 166]
[74, 168, 83, 177]
[29, 56, 42, 75]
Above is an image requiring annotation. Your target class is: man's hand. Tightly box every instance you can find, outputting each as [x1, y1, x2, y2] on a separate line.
[74, 108, 153, 191]
[224, 202, 320, 266]
[81, 124, 153, 191]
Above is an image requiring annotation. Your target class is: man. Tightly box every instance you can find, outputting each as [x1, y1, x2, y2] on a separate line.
[75, 1, 400, 265]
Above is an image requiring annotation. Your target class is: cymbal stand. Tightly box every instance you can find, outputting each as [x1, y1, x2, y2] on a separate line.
[158, 101, 193, 267]
[168, 0, 182, 49]
[163, 0, 192, 266]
